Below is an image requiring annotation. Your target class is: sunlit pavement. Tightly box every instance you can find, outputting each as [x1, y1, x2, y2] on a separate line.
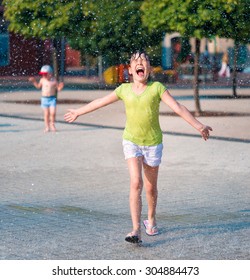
[0, 87, 249, 260]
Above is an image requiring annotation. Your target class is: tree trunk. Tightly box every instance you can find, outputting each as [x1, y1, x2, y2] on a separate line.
[52, 39, 59, 82]
[51, 45, 58, 98]
[193, 38, 202, 116]
[98, 55, 103, 82]
[84, 53, 90, 78]
[60, 37, 65, 82]
[232, 42, 239, 98]
[51, 38, 66, 98]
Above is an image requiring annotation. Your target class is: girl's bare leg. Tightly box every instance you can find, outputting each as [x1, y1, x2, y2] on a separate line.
[127, 156, 143, 238]
[143, 163, 159, 227]
[43, 108, 50, 132]
[49, 106, 56, 132]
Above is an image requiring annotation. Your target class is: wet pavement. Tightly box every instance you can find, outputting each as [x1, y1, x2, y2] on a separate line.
[0, 85, 249, 260]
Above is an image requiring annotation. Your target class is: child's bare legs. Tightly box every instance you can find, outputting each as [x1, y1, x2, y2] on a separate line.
[143, 163, 159, 227]
[127, 158, 159, 240]
[42, 106, 56, 132]
[43, 108, 50, 132]
[127, 157, 144, 238]
[49, 106, 56, 132]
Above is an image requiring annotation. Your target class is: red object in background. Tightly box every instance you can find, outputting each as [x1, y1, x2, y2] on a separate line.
[65, 44, 81, 68]
[118, 64, 130, 83]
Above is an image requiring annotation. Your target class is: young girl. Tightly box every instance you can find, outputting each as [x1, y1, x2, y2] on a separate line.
[64, 51, 212, 244]
[29, 65, 64, 132]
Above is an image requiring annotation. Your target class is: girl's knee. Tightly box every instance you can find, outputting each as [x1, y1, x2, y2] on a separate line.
[130, 178, 143, 191]
[146, 185, 158, 195]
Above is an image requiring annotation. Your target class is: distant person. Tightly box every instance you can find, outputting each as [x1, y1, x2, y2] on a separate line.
[64, 50, 212, 244]
[218, 52, 230, 78]
[29, 65, 64, 132]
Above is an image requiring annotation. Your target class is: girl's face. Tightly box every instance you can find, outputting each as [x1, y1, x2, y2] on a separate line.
[129, 52, 150, 83]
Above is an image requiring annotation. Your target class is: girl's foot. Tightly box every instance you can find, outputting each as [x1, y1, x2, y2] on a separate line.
[143, 220, 159, 236]
[125, 231, 142, 243]
[44, 127, 50, 133]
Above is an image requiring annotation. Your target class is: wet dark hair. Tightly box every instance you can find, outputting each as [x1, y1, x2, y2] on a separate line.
[130, 50, 150, 63]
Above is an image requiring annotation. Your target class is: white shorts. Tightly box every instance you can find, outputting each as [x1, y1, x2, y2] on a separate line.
[122, 139, 163, 167]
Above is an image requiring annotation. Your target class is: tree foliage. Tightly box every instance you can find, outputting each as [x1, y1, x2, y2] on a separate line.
[142, 0, 249, 40]
[3, 0, 163, 67]
[68, 0, 163, 65]
[3, 0, 92, 39]
[214, 0, 250, 44]
[214, 0, 250, 96]
[141, 0, 250, 112]
[3, 0, 94, 80]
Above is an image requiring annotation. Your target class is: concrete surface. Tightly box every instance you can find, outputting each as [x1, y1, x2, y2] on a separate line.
[0, 86, 249, 260]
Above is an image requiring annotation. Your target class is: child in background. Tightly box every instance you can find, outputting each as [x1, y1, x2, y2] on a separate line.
[218, 52, 230, 78]
[29, 65, 64, 132]
[64, 51, 212, 244]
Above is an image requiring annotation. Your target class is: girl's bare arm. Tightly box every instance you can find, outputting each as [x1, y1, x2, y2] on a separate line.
[64, 91, 119, 123]
[161, 89, 212, 140]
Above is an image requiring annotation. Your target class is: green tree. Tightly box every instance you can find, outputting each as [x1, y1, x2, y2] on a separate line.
[141, 0, 249, 114]
[215, 0, 250, 97]
[3, 0, 162, 80]
[3, 0, 92, 80]
[68, 0, 162, 68]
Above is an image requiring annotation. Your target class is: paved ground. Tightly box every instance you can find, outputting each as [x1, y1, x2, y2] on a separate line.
[0, 85, 249, 260]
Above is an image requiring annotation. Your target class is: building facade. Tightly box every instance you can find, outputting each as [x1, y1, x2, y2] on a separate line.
[162, 33, 250, 71]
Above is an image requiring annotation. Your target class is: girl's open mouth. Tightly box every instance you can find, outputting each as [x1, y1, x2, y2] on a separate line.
[136, 68, 145, 77]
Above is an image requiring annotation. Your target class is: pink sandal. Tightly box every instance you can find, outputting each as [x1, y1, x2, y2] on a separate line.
[143, 220, 159, 236]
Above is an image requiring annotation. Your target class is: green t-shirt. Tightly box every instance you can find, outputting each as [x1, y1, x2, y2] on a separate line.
[115, 81, 166, 146]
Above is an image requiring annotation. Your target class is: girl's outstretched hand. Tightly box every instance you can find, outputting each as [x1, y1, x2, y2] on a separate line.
[199, 125, 213, 141]
[64, 109, 79, 123]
